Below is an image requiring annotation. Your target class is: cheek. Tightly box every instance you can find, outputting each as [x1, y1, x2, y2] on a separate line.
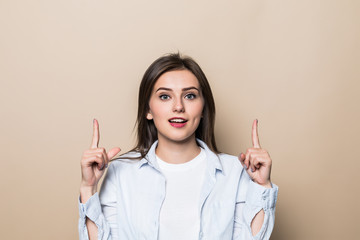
[192, 101, 205, 118]
[198, 98, 205, 115]
[148, 100, 166, 119]
[148, 97, 157, 114]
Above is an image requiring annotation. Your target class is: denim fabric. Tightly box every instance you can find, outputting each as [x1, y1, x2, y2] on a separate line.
[79, 139, 278, 240]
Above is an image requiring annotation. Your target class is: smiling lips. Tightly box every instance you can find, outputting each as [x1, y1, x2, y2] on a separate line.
[168, 117, 188, 128]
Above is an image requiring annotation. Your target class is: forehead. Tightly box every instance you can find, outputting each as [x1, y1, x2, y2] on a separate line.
[153, 70, 200, 90]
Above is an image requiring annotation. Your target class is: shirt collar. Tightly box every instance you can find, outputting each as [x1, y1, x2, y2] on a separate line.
[138, 139, 159, 169]
[137, 138, 223, 173]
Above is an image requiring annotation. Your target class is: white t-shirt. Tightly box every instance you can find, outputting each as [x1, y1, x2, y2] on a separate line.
[156, 148, 206, 240]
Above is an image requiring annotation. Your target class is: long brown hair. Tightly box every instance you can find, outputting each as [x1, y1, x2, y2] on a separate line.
[120, 53, 218, 160]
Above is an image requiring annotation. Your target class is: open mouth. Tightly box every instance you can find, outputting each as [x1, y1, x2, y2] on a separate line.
[168, 118, 188, 123]
[168, 118, 188, 127]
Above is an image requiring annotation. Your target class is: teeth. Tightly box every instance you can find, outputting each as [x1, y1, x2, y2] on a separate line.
[170, 119, 186, 123]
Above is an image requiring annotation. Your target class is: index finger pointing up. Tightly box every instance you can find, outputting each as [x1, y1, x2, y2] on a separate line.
[252, 119, 261, 148]
[91, 118, 100, 149]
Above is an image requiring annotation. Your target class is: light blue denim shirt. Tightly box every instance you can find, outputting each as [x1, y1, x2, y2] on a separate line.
[78, 139, 278, 240]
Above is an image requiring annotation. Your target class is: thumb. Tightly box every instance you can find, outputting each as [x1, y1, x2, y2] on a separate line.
[107, 147, 121, 160]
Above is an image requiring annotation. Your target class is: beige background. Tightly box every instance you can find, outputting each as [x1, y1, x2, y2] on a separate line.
[1, 0, 359, 239]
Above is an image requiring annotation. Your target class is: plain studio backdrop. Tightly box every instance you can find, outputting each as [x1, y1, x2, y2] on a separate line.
[1, 0, 359, 239]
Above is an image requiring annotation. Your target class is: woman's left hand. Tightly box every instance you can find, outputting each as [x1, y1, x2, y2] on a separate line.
[239, 119, 272, 188]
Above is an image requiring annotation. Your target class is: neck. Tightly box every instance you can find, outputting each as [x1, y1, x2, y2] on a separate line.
[155, 135, 201, 164]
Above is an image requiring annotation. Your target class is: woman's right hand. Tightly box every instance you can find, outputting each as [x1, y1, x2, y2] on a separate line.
[80, 119, 121, 200]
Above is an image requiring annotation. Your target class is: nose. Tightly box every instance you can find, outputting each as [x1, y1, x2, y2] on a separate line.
[173, 97, 185, 113]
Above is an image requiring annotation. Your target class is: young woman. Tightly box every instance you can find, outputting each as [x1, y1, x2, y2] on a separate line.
[79, 53, 278, 240]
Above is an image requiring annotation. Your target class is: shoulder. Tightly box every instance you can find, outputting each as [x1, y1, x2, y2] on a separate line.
[197, 139, 241, 167]
[109, 151, 142, 168]
[196, 139, 243, 172]
[217, 153, 253, 198]
[217, 152, 242, 167]
[213, 152, 245, 176]
[104, 151, 144, 184]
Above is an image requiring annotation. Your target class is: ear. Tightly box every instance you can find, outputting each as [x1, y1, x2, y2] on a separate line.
[146, 112, 153, 120]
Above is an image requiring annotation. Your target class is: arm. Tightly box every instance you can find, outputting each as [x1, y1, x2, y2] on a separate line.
[234, 119, 278, 239]
[233, 177, 278, 240]
[251, 210, 266, 236]
[79, 119, 121, 240]
[80, 187, 98, 239]
[79, 164, 118, 240]
[250, 182, 272, 235]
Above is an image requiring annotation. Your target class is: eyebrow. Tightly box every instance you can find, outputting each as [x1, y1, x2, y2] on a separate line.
[155, 87, 200, 93]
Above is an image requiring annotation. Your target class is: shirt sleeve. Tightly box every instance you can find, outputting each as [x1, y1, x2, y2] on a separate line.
[232, 171, 279, 240]
[78, 164, 118, 240]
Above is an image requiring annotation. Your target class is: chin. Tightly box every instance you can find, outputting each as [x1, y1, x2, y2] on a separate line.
[160, 133, 196, 144]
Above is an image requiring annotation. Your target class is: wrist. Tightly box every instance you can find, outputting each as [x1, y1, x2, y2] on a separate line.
[79, 185, 97, 203]
[260, 181, 272, 189]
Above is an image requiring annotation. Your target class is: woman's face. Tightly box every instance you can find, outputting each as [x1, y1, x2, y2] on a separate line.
[147, 70, 204, 144]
